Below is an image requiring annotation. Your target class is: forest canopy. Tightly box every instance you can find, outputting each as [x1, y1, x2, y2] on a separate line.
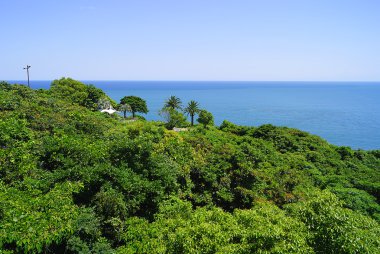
[0, 79, 379, 253]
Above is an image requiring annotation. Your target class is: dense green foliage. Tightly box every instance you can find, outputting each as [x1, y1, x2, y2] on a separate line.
[1, 80, 379, 253]
[159, 108, 189, 129]
[160, 97, 200, 129]
[197, 109, 214, 127]
[50, 77, 115, 110]
[120, 96, 148, 118]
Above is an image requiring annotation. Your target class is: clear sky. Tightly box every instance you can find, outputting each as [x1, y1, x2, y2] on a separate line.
[1, 0, 380, 81]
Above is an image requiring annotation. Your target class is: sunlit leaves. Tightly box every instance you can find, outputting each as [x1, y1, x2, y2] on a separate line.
[0, 182, 81, 253]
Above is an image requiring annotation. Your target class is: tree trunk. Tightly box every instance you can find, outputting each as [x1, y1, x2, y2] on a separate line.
[123, 111, 126, 118]
[132, 111, 135, 118]
[191, 114, 194, 126]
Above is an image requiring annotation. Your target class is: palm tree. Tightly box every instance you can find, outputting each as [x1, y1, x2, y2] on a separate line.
[184, 100, 200, 126]
[118, 103, 132, 118]
[164, 96, 182, 110]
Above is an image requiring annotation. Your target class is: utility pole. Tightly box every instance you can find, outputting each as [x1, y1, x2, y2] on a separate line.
[23, 65, 31, 88]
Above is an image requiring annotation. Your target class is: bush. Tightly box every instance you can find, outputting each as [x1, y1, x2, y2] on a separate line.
[159, 108, 188, 129]
[286, 190, 380, 253]
[197, 109, 214, 128]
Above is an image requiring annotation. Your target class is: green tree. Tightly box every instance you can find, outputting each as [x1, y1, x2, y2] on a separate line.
[118, 199, 313, 254]
[287, 190, 380, 253]
[164, 96, 182, 110]
[50, 78, 114, 110]
[84, 84, 114, 111]
[0, 81, 12, 91]
[184, 100, 200, 126]
[118, 103, 132, 118]
[197, 109, 214, 128]
[50, 77, 88, 105]
[120, 96, 148, 118]
[159, 108, 188, 129]
[84, 85, 101, 110]
[0, 182, 81, 253]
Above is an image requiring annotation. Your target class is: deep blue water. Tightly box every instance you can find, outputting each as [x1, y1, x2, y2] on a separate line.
[7, 80, 380, 150]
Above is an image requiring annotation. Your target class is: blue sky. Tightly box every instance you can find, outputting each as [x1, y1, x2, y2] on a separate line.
[1, 0, 380, 81]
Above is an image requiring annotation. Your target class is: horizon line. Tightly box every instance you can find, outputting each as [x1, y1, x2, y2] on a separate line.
[4, 79, 380, 83]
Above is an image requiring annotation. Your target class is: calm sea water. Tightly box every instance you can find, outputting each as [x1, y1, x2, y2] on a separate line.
[7, 80, 380, 150]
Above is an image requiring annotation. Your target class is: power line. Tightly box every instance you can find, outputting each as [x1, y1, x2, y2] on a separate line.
[23, 65, 31, 88]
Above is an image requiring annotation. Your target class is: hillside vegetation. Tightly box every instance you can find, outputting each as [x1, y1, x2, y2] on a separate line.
[1, 79, 380, 253]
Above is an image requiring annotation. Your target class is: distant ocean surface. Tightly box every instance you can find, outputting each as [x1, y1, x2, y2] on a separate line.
[7, 80, 380, 150]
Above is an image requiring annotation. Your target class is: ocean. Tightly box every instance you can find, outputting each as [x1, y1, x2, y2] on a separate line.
[6, 80, 380, 150]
